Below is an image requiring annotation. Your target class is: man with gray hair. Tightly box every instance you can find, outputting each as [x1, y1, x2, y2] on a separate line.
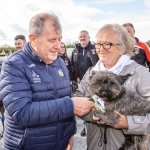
[0, 12, 94, 150]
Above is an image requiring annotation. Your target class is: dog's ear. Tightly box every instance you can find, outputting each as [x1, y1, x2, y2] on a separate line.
[118, 74, 131, 84]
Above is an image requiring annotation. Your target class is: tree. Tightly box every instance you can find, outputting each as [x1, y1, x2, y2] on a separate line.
[146, 40, 150, 47]
[0, 44, 15, 54]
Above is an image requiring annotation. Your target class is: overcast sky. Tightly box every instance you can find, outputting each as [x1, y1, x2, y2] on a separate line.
[0, 0, 150, 46]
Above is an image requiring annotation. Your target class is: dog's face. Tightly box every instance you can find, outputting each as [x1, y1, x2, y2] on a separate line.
[89, 71, 131, 101]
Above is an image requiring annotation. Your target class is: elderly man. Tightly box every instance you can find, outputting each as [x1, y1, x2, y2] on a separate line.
[0, 12, 94, 150]
[14, 34, 27, 50]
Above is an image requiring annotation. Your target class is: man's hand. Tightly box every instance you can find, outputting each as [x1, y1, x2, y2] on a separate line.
[72, 97, 94, 116]
[77, 77, 81, 83]
[66, 136, 74, 150]
[111, 111, 128, 129]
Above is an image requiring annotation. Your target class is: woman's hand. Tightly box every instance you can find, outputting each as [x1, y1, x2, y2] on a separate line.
[111, 111, 128, 129]
[93, 114, 101, 123]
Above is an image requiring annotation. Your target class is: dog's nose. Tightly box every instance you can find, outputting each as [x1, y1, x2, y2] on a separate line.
[101, 91, 108, 98]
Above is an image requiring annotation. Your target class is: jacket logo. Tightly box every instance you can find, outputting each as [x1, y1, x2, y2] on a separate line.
[28, 64, 36, 67]
[32, 71, 41, 82]
[134, 47, 140, 54]
[58, 69, 64, 77]
[64, 59, 69, 66]
[91, 49, 96, 54]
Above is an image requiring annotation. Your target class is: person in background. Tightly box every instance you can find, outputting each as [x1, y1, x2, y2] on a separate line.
[0, 12, 94, 150]
[0, 50, 6, 55]
[75, 23, 150, 150]
[58, 42, 73, 81]
[71, 30, 99, 137]
[71, 30, 98, 83]
[0, 58, 4, 139]
[14, 34, 27, 50]
[122, 23, 150, 71]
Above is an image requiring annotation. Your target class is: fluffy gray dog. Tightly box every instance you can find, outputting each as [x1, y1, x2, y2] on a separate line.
[88, 71, 150, 150]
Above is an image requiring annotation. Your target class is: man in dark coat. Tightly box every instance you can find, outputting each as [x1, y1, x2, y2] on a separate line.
[122, 22, 150, 71]
[0, 12, 94, 150]
[71, 30, 99, 82]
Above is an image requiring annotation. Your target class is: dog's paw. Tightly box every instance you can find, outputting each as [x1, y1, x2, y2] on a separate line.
[93, 111, 108, 124]
[93, 111, 118, 125]
[93, 110, 102, 119]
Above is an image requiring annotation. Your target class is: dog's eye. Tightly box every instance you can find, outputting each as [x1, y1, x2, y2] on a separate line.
[109, 81, 115, 86]
[103, 80, 108, 84]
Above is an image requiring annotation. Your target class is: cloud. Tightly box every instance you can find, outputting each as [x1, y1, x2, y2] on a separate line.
[0, 0, 150, 46]
[10, 24, 28, 35]
[0, 30, 7, 40]
[80, 0, 136, 5]
[144, 0, 150, 8]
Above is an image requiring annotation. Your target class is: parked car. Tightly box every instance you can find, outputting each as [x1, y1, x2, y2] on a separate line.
[0, 55, 6, 71]
[0, 55, 5, 139]
[67, 48, 74, 60]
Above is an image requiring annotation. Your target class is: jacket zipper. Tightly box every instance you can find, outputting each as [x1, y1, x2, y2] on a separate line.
[46, 64, 60, 149]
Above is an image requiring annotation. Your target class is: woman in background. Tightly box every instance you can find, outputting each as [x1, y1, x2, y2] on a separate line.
[59, 42, 73, 81]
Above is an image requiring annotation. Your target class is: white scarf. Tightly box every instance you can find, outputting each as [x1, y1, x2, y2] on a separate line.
[92, 54, 134, 74]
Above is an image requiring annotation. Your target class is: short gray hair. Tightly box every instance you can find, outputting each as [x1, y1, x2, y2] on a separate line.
[29, 12, 61, 37]
[80, 30, 89, 35]
[96, 24, 135, 56]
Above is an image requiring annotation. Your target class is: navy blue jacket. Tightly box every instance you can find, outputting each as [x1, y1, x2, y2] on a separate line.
[0, 43, 76, 150]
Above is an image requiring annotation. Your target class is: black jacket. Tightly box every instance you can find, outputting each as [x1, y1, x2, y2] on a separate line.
[131, 45, 149, 69]
[60, 55, 73, 81]
[71, 42, 98, 81]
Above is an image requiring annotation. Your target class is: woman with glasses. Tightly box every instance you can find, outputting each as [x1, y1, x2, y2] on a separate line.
[75, 24, 150, 150]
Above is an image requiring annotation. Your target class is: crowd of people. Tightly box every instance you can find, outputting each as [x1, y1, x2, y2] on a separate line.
[0, 11, 150, 150]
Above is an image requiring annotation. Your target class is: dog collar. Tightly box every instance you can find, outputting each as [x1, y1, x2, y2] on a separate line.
[90, 95, 106, 113]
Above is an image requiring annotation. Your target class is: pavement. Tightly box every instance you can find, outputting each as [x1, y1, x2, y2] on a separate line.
[0, 116, 86, 150]
[73, 116, 87, 150]
[0, 114, 3, 150]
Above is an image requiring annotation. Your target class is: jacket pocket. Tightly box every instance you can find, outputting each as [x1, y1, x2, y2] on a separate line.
[22, 124, 58, 150]
[133, 116, 143, 124]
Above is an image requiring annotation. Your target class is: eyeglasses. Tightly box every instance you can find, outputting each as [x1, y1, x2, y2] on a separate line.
[95, 42, 122, 50]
